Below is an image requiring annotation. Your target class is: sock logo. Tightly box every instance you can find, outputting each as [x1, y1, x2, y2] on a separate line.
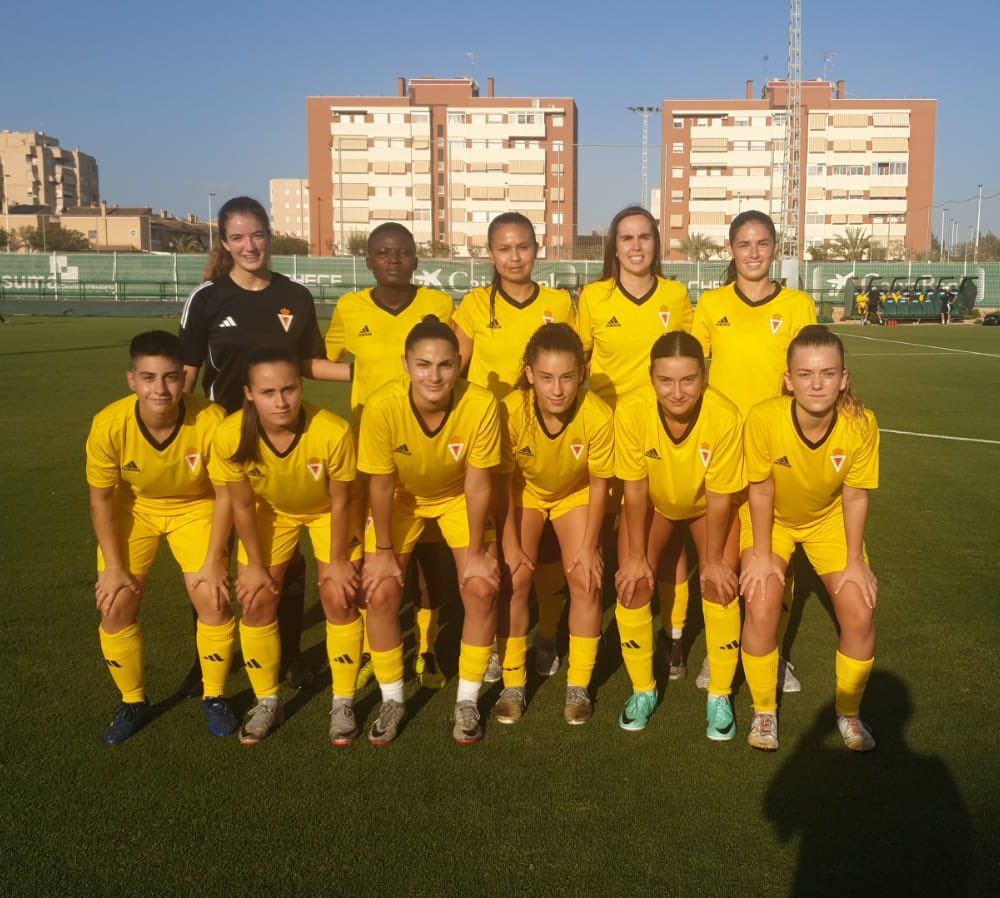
[122, 460, 141, 473]
[447, 438, 465, 461]
[774, 455, 792, 468]
[606, 316, 622, 328]
[621, 639, 641, 650]
[104, 659, 123, 668]
[184, 449, 201, 472]
[245, 658, 263, 669]
[830, 449, 847, 473]
[658, 307, 671, 328]
[644, 448, 661, 460]
[307, 457, 324, 481]
[698, 442, 712, 468]
[718, 640, 740, 651]
[570, 440, 585, 460]
[393, 443, 412, 455]
[277, 308, 294, 333]
[332, 654, 355, 665]
[769, 314, 784, 335]
[716, 316, 731, 326]
[358, 325, 373, 337]
[202, 653, 224, 662]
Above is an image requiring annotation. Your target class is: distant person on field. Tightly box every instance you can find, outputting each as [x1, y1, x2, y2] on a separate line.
[940, 286, 954, 325]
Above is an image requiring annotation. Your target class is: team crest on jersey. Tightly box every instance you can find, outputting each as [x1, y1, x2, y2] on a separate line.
[569, 440, 585, 461]
[307, 456, 323, 481]
[769, 314, 784, 335]
[830, 449, 847, 473]
[698, 442, 712, 468]
[447, 437, 466, 461]
[658, 306, 671, 329]
[542, 310, 554, 324]
[184, 448, 201, 472]
[278, 307, 294, 333]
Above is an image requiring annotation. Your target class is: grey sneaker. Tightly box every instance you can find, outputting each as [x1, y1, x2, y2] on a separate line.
[534, 636, 560, 677]
[695, 656, 711, 690]
[837, 715, 876, 752]
[778, 658, 802, 693]
[484, 649, 502, 684]
[747, 711, 779, 751]
[494, 686, 526, 724]
[367, 699, 406, 746]
[563, 685, 593, 725]
[452, 700, 482, 745]
[329, 697, 359, 746]
[239, 699, 283, 745]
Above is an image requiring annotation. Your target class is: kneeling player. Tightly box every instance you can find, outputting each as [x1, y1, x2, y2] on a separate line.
[86, 331, 236, 745]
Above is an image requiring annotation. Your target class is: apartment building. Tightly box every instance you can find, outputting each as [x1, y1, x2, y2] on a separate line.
[306, 77, 577, 257]
[269, 178, 311, 240]
[0, 130, 99, 213]
[661, 80, 935, 259]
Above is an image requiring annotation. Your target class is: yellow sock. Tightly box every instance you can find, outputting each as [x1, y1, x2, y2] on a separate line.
[498, 636, 528, 688]
[776, 574, 795, 649]
[671, 580, 690, 633]
[196, 618, 236, 698]
[327, 617, 364, 699]
[567, 634, 600, 688]
[370, 644, 405, 685]
[615, 603, 655, 693]
[359, 607, 372, 656]
[458, 641, 492, 684]
[703, 600, 741, 697]
[416, 606, 440, 655]
[99, 623, 145, 703]
[742, 648, 779, 713]
[835, 651, 874, 718]
[534, 561, 565, 640]
[239, 620, 281, 699]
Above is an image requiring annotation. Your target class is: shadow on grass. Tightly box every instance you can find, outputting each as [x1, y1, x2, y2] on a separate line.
[765, 670, 972, 896]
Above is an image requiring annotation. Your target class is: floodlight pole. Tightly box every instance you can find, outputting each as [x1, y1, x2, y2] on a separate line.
[974, 184, 982, 263]
[627, 105, 661, 210]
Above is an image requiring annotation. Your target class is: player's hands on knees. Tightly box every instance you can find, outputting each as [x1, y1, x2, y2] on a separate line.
[193, 558, 231, 612]
[362, 550, 404, 594]
[567, 545, 604, 595]
[834, 560, 878, 609]
[236, 564, 279, 613]
[700, 559, 739, 606]
[614, 555, 654, 608]
[95, 567, 140, 616]
[320, 560, 360, 610]
[502, 539, 535, 581]
[462, 550, 501, 591]
[739, 553, 785, 603]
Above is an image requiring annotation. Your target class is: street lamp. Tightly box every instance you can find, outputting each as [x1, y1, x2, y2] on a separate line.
[316, 195, 322, 256]
[939, 209, 947, 262]
[207, 192, 216, 252]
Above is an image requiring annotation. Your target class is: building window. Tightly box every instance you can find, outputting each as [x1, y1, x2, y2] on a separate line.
[447, 113, 464, 124]
[751, 140, 766, 151]
[552, 140, 564, 152]
[552, 115, 564, 127]
[733, 117, 749, 127]
[830, 165, 865, 176]
[487, 113, 504, 123]
[874, 161, 908, 176]
[672, 142, 684, 154]
[551, 163, 564, 176]
[437, 161, 444, 172]
[516, 113, 536, 124]
[671, 167, 683, 178]
[673, 118, 684, 128]
[552, 213, 563, 224]
[733, 141, 749, 152]
[807, 164, 825, 176]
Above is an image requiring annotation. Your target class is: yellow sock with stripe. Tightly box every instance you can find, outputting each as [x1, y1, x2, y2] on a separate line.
[498, 636, 528, 688]
[371, 644, 405, 703]
[534, 561, 565, 640]
[776, 575, 795, 649]
[239, 620, 281, 699]
[359, 607, 372, 656]
[99, 623, 145, 703]
[196, 618, 236, 698]
[615, 603, 655, 693]
[567, 634, 600, 688]
[456, 641, 493, 703]
[742, 647, 779, 713]
[326, 617, 364, 699]
[416, 606, 440, 655]
[703, 600, 741, 697]
[835, 651, 874, 718]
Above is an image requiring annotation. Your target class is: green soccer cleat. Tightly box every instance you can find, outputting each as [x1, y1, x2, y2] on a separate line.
[618, 689, 658, 732]
[415, 652, 446, 690]
[705, 694, 736, 742]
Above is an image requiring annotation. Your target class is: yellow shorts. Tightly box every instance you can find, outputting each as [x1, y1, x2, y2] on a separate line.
[97, 500, 220, 575]
[238, 508, 364, 567]
[364, 493, 496, 556]
[738, 503, 867, 576]
[515, 483, 590, 522]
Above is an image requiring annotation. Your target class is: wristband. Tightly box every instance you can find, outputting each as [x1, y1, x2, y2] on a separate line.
[375, 544, 393, 551]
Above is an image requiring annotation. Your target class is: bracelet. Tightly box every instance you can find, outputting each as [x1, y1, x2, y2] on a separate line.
[375, 544, 393, 551]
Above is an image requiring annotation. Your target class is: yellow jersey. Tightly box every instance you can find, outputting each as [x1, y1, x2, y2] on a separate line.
[578, 277, 693, 408]
[691, 282, 817, 417]
[499, 388, 615, 504]
[324, 286, 455, 419]
[615, 386, 745, 521]
[453, 283, 577, 399]
[210, 401, 356, 518]
[744, 396, 880, 528]
[358, 378, 501, 505]
[86, 394, 224, 513]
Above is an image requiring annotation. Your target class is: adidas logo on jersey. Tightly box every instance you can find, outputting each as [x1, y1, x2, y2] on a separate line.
[516, 446, 534, 457]
[487, 318, 502, 329]
[774, 456, 792, 468]
[393, 443, 412, 456]
[358, 325, 373, 337]
[606, 316, 622, 328]
[219, 316, 237, 328]
[248, 466, 265, 477]
[715, 316, 731, 326]
[122, 460, 141, 473]
[644, 448, 661, 460]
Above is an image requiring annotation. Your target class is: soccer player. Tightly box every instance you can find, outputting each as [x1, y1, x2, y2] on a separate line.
[740, 325, 879, 752]
[322, 222, 455, 691]
[578, 205, 695, 679]
[614, 333, 745, 736]
[210, 347, 362, 745]
[494, 323, 614, 724]
[179, 196, 345, 694]
[86, 331, 236, 745]
[360, 317, 501, 745]
[453, 213, 577, 680]
[692, 209, 817, 693]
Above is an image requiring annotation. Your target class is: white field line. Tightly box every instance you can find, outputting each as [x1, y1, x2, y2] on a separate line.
[841, 332, 1000, 359]
[850, 351, 954, 357]
[882, 428, 1000, 446]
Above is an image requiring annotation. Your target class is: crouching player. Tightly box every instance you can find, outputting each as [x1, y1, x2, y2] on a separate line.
[86, 331, 236, 745]
[740, 325, 880, 752]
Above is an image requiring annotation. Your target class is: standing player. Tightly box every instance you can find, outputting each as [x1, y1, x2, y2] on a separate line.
[740, 325, 879, 752]
[86, 331, 236, 744]
[614, 333, 745, 736]
[692, 209, 817, 693]
[453, 212, 576, 679]
[360, 318, 501, 745]
[494, 323, 614, 724]
[210, 347, 362, 745]
[323, 222, 455, 690]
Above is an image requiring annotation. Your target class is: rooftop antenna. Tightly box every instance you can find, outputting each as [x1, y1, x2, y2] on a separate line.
[822, 50, 837, 81]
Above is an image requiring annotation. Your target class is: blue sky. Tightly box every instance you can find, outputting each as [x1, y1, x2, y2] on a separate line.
[2, 0, 998, 241]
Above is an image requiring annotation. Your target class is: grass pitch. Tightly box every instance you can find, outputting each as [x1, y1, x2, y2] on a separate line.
[2, 317, 998, 896]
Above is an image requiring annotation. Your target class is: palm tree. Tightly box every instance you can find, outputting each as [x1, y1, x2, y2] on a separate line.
[678, 232, 722, 261]
[172, 234, 205, 254]
[829, 227, 871, 261]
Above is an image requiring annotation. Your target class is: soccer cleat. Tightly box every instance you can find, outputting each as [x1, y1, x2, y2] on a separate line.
[484, 650, 502, 684]
[705, 694, 736, 741]
[618, 689, 658, 732]
[669, 640, 687, 680]
[239, 699, 283, 745]
[367, 699, 406, 746]
[201, 696, 239, 737]
[747, 711, 779, 751]
[102, 700, 150, 745]
[695, 656, 711, 690]
[329, 698, 360, 746]
[356, 653, 375, 689]
[837, 715, 876, 752]
[281, 656, 315, 690]
[452, 700, 483, 745]
[493, 686, 526, 724]
[563, 685, 593, 725]
[778, 659, 802, 693]
[176, 658, 203, 699]
[534, 636, 560, 677]
[416, 652, 446, 690]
